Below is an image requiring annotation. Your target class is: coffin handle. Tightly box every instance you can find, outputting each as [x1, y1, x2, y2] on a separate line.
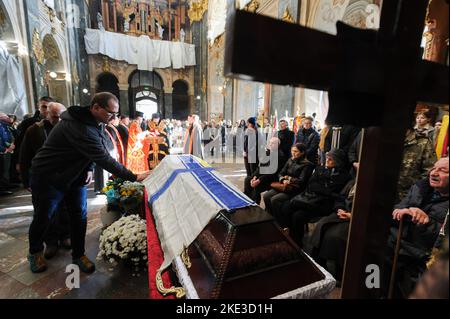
[181, 246, 192, 268]
[156, 270, 186, 298]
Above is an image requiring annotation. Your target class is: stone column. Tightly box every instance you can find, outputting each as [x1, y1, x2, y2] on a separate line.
[118, 84, 129, 115]
[164, 86, 173, 119]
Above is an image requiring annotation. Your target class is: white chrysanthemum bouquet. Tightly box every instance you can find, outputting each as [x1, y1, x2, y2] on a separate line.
[97, 215, 148, 269]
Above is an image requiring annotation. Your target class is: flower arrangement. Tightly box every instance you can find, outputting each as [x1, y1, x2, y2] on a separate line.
[102, 179, 144, 216]
[97, 215, 148, 269]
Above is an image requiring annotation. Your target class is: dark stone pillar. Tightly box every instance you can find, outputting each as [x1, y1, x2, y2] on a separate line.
[164, 93, 173, 119]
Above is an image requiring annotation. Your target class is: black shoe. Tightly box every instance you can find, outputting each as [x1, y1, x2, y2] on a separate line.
[44, 245, 58, 259]
[0, 190, 13, 196]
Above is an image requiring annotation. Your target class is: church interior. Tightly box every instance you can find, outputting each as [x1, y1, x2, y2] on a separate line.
[0, 0, 448, 301]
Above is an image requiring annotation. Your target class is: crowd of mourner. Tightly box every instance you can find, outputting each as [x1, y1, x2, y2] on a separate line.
[0, 93, 448, 299]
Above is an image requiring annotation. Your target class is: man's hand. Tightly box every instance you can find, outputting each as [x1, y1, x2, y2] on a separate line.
[392, 208, 410, 221]
[408, 207, 430, 225]
[353, 162, 360, 170]
[283, 179, 290, 185]
[250, 178, 260, 188]
[392, 208, 430, 224]
[85, 171, 93, 185]
[136, 171, 151, 182]
[337, 209, 351, 220]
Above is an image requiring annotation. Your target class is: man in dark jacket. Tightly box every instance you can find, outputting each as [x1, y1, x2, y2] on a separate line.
[296, 116, 320, 164]
[13, 97, 54, 177]
[383, 157, 449, 298]
[277, 119, 295, 160]
[19, 103, 71, 258]
[244, 137, 288, 205]
[28, 92, 151, 274]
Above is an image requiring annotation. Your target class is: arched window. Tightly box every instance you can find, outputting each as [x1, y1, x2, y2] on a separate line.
[172, 80, 189, 120]
[128, 70, 164, 119]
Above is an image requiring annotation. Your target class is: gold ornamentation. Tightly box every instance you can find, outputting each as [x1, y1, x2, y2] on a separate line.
[155, 270, 186, 298]
[43, 35, 59, 62]
[102, 56, 111, 72]
[32, 29, 45, 65]
[188, 0, 208, 22]
[245, 0, 259, 13]
[282, 7, 295, 23]
[181, 246, 192, 268]
[209, 33, 224, 49]
[332, 0, 346, 6]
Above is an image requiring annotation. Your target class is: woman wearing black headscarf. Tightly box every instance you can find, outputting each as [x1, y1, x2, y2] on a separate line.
[278, 148, 352, 247]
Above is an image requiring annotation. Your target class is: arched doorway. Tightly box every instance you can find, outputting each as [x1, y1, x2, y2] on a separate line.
[172, 80, 190, 120]
[43, 34, 69, 106]
[128, 70, 164, 119]
[95, 72, 120, 99]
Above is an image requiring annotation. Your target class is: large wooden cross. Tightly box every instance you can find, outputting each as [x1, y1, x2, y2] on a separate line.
[224, 0, 449, 298]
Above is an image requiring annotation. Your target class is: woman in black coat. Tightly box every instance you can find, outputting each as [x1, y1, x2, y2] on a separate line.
[263, 143, 315, 216]
[280, 148, 352, 247]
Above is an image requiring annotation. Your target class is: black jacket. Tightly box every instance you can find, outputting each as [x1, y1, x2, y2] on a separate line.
[278, 157, 315, 192]
[277, 128, 295, 159]
[31, 106, 136, 189]
[252, 149, 288, 185]
[296, 128, 320, 164]
[290, 166, 352, 214]
[19, 120, 54, 188]
[388, 179, 449, 259]
[13, 111, 42, 162]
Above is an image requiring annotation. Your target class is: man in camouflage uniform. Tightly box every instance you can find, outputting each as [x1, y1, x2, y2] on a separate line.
[397, 129, 437, 201]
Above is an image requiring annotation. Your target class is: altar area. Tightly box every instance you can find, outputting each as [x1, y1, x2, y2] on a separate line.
[142, 155, 336, 299]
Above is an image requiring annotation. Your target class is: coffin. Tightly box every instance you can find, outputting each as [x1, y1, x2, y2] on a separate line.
[175, 205, 335, 299]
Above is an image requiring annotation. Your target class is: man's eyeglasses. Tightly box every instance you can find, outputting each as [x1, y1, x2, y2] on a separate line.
[101, 107, 119, 117]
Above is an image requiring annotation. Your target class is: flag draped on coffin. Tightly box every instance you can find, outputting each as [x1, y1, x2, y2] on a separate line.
[142, 155, 256, 271]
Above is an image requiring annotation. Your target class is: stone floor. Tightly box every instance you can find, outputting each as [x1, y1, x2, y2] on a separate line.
[0, 162, 341, 299]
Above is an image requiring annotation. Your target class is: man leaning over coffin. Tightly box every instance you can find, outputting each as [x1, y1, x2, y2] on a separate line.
[27, 92, 151, 274]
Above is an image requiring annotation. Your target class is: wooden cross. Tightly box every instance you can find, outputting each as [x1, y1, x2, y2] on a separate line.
[224, 0, 449, 298]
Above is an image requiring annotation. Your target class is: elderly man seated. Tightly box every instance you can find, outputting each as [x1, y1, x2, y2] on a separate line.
[384, 157, 449, 298]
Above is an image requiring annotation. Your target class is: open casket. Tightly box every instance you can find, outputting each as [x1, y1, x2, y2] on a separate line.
[173, 206, 336, 299]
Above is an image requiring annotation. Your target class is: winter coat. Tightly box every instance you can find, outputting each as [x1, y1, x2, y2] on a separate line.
[278, 156, 315, 192]
[388, 179, 449, 260]
[277, 128, 295, 159]
[296, 128, 320, 164]
[290, 166, 352, 214]
[19, 120, 54, 188]
[31, 106, 136, 190]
